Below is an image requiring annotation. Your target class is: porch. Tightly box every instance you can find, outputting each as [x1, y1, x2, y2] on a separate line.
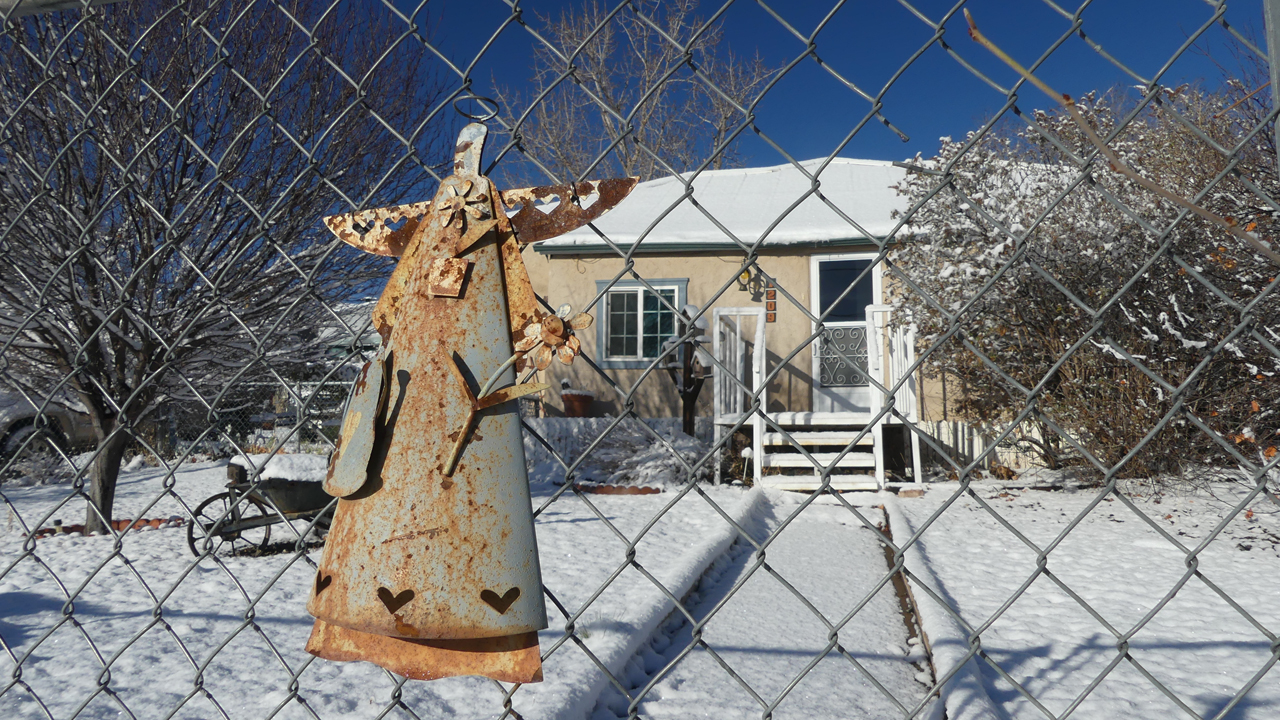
[712, 306, 922, 491]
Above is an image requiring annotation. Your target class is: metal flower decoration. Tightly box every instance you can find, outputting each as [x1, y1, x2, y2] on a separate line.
[435, 179, 490, 230]
[515, 304, 593, 370]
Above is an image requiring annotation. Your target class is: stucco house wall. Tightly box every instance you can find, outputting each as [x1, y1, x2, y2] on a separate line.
[518, 157, 951, 426]
[525, 248, 827, 417]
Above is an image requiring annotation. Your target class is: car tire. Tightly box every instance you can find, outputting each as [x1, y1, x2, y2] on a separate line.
[1, 420, 68, 482]
[2, 419, 64, 455]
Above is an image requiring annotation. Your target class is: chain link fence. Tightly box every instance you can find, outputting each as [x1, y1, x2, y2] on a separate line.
[2, 0, 1279, 718]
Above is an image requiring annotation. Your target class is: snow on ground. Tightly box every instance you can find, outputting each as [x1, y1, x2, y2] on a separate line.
[0, 458, 770, 719]
[592, 490, 931, 719]
[889, 482, 1280, 720]
[11, 432, 1273, 720]
[524, 418, 714, 490]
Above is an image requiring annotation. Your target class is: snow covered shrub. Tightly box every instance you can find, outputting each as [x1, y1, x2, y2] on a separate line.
[522, 417, 714, 488]
[0, 451, 76, 487]
[892, 88, 1279, 478]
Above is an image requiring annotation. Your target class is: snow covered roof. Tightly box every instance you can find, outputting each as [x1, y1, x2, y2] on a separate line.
[230, 453, 330, 481]
[534, 158, 908, 255]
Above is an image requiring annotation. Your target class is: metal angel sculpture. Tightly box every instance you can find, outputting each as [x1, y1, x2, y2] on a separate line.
[306, 122, 636, 683]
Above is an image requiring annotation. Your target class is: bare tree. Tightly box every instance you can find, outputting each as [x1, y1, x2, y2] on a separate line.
[0, 0, 451, 532]
[493, 0, 775, 184]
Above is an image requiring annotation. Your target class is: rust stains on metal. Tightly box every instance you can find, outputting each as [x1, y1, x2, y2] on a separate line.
[326, 447, 341, 483]
[435, 179, 491, 233]
[369, 239, 421, 343]
[502, 176, 638, 244]
[452, 127, 484, 175]
[441, 353, 480, 477]
[392, 615, 420, 638]
[305, 622, 543, 683]
[353, 361, 372, 394]
[495, 208, 540, 334]
[308, 121, 638, 685]
[440, 350, 548, 476]
[477, 382, 547, 410]
[426, 257, 469, 298]
[310, 125, 548, 684]
[453, 140, 472, 173]
[450, 216, 498, 258]
[383, 527, 448, 544]
[323, 201, 432, 257]
[323, 354, 387, 498]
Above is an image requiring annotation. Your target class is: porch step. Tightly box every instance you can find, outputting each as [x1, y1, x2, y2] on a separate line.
[758, 475, 881, 491]
[761, 452, 877, 469]
[762, 432, 874, 447]
[767, 412, 872, 427]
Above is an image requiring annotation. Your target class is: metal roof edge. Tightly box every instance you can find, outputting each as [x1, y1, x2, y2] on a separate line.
[533, 235, 892, 257]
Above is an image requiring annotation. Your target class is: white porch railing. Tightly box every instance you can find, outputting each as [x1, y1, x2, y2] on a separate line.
[712, 305, 923, 487]
[870, 306, 922, 483]
[711, 308, 765, 484]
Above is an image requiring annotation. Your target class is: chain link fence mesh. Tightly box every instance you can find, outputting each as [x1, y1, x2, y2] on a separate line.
[1, 0, 1279, 718]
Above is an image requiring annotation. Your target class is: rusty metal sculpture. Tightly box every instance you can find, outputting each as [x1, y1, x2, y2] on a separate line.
[305, 122, 636, 684]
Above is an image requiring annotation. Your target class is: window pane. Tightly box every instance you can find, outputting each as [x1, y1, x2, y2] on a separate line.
[624, 305, 638, 357]
[608, 291, 638, 357]
[818, 259, 873, 322]
[658, 289, 675, 336]
[642, 289, 677, 359]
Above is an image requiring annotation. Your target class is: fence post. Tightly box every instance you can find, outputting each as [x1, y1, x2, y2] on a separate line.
[1267, 0, 1280, 177]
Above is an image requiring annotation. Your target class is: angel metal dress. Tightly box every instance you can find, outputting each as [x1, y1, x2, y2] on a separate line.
[306, 124, 635, 683]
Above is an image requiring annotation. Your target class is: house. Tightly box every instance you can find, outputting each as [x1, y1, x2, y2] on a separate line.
[522, 157, 954, 490]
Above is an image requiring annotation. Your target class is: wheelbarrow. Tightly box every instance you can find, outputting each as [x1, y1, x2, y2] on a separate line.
[186, 463, 334, 556]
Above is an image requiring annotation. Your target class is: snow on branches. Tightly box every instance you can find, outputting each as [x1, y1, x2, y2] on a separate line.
[890, 87, 1280, 478]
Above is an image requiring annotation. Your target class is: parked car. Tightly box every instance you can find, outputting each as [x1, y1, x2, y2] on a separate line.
[0, 391, 95, 461]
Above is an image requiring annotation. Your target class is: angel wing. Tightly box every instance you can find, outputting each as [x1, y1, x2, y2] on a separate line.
[322, 178, 638, 255]
[499, 178, 638, 244]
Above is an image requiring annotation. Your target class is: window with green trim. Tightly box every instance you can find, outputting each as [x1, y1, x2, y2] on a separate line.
[604, 286, 678, 360]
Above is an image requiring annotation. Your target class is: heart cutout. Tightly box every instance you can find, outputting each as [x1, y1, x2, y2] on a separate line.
[481, 587, 520, 614]
[377, 587, 415, 614]
[314, 572, 332, 595]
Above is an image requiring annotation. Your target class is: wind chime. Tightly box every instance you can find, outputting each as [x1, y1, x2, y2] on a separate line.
[307, 106, 636, 683]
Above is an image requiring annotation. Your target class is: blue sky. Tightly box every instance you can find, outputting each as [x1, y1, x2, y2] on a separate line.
[410, 0, 1267, 169]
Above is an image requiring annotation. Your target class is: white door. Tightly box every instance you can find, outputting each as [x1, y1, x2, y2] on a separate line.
[810, 254, 881, 414]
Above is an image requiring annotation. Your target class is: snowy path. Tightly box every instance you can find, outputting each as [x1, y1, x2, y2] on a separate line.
[892, 484, 1280, 720]
[0, 461, 763, 720]
[593, 491, 931, 719]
